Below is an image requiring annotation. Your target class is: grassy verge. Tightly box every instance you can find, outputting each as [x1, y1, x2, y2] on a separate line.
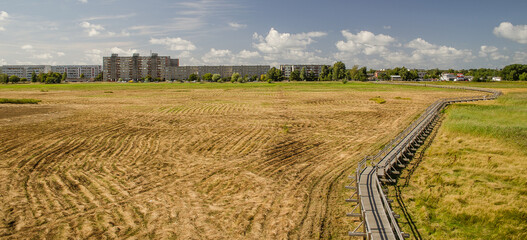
[392, 91, 527, 239]
[0, 98, 41, 104]
[0, 81, 471, 93]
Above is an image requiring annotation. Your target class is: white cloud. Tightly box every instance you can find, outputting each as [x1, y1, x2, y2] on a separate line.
[335, 30, 473, 69]
[200, 48, 263, 65]
[383, 26, 391, 30]
[406, 38, 471, 60]
[80, 21, 104, 37]
[57, 52, 65, 57]
[513, 51, 527, 62]
[0, 11, 8, 31]
[110, 47, 138, 55]
[479, 45, 508, 61]
[253, 28, 326, 54]
[201, 48, 233, 65]
[229, 22, 247, 29]
[493, 22, 527, 44]
[79, 0, 88, 3]
[0, 11, 7, 21]
[149, 37, 196, 51]
[80, 21, 129, 37]
[336, 30, 395, 55]
[238, 50, 260, 59]
[32, 53, 53, 60]
[85, 49, 102, 64]
[252, 28, 328, 63]
[0, 58, 6, 65]
[21, 44, 34, 51]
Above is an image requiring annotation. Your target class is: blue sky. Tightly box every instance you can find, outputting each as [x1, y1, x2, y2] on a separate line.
[0, 0, 526, 69]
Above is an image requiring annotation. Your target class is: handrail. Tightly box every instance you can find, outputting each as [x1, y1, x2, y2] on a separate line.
[351, 82, 501, 239]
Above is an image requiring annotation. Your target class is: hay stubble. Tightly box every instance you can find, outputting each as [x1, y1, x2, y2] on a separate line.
[0, 83, 475, 239]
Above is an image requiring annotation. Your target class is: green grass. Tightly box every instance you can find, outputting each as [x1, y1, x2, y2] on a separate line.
[369, 96, 386, 104]
[393, 91, 527, 240]
[0, 81, 474, 93]
[411, 81, 527, 89]
[444, 92, 527, 151]
[0, 98, 41, 104]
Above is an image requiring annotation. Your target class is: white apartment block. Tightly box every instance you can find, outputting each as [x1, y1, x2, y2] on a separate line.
[103, 53, 179, 81]
[279, 64, 324, 78]
[169, 65, 270, 80]
[51, 65, 102, 80]
[1, 65, 51, 79]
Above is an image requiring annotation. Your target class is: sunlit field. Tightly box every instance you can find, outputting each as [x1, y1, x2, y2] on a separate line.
[0, 82, 483, 239]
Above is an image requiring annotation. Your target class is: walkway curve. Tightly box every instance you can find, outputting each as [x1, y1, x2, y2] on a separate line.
[347, 82, 502, 239]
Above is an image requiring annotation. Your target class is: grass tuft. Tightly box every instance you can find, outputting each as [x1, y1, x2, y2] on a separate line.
[0, 98, 41, 104]
[369, 96, 386, 104]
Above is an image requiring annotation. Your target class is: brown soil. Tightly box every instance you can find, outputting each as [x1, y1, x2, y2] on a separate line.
[0, 86, 476, 239]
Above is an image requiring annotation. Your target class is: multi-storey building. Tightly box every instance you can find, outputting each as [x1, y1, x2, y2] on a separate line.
[51, 65, 102, 80]
[103, 53, 179, 81]
[169, 65, 270, 80]
[1, 65, 52, 79]
[279, 64, 324, 79]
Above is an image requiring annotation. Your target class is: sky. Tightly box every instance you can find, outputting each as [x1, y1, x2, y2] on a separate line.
[0, 0, 526, 69]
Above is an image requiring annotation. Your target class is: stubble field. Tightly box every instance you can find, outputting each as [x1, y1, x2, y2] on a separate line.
[0, 82, 475, 239]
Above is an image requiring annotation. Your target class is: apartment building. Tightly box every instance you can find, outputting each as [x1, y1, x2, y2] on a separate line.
[279, 64, 324, 79]
[103, 53, 179, 81]
[169, 65, 270, 80]
[51, 65, 102, 80]
[1, 65, 51, 79]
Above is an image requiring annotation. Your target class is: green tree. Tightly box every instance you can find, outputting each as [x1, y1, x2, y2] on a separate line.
[347, 65, 358, 80]
[45, 76, 57, 84]
[332, 61, 346, 80]
[62, 72, 67, 82]
[290, 70, 300, 81]
[266, 67, 282, 82]
[202, 73, 213, 81]
[188, 73, 198, 81]
[379, 72, 390, 80]
[38, 73, 45, 83]
[0, 74, 9, 84]
[299, 67, 307, 81]
[9, 75, 21, 84]
[231, 72, 241, 83]
[212, 74, 221, 82]
[80, 73, 85, 79]
[519, 72, 527, 81]
[31, 71, 37, 83]
[357, 67, 368, 81]
[501, 64, 527, 81]
[94, 72, 103, 81]
[319, 65, 329, 81]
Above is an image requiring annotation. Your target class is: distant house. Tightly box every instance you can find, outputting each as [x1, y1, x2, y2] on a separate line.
[390, 75, 402, 81]
[440, 73, 456, 81]
[492, 76, 502, 81]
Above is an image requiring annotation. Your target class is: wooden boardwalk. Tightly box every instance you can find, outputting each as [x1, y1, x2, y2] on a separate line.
[348, 83, 502, 240]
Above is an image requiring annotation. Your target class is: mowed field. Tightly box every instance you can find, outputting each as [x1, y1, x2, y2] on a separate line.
[0, 82, 476, 239]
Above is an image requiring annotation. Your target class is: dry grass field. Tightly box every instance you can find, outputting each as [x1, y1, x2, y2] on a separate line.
[0, 82, 475, 239]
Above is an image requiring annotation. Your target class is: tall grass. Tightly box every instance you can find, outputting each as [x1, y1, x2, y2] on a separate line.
[394, 91, 527, 239]
[444, 92, 527, 151]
